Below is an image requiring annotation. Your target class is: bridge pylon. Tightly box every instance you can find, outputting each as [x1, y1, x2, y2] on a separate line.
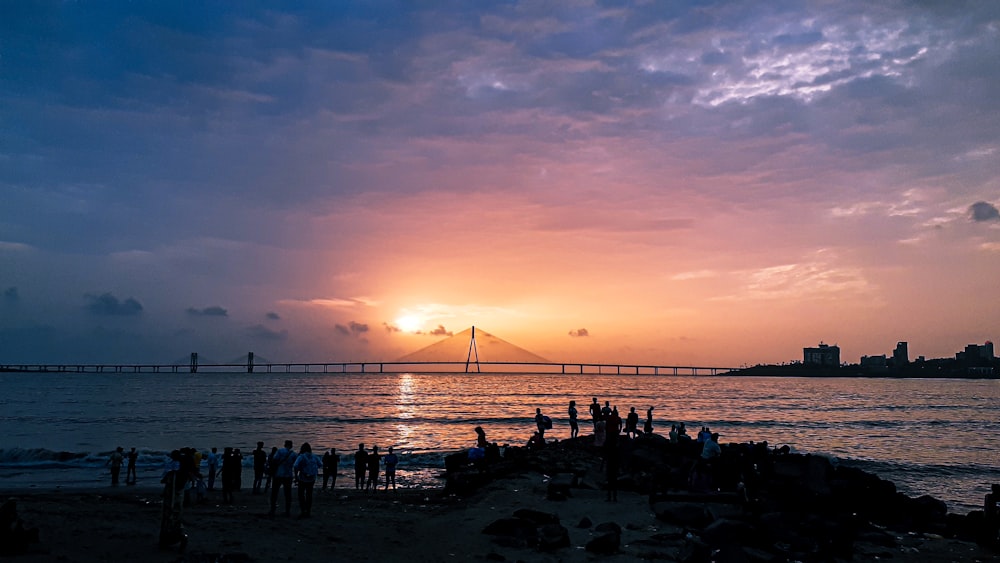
[465, 326, 481, 373]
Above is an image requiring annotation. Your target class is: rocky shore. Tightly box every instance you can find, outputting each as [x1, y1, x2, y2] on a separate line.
[447, 433, 1000, 561]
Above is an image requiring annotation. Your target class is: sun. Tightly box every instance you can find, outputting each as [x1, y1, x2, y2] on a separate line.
[395, 315, 422, 333]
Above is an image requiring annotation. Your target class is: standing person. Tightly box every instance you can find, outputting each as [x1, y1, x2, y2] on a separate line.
[125, 447, 138, 485]
[625, 407, 639, 439]
[366, 446, 381, 491]
[234, 448, 244, 491]
[158, 449, 189, 550]
[383, 447, 398, 490]
[534, 408, 547, 439]
[601, 401, 612, 420]
[644, 407, 654, 436]
[568, 400, 579, 439]
[221, 447, 240, 505]
[264, 446, 277, 493]
[607, 407, 622, 437]
[205, 447, 219, 491]
[106, 447, 124, 486]
[354, 444, 368, 490]
[589, 397, 601, 429]
[251, 442, 267, 494]
[322, 448, 339, 491]
[292, 443, 321, 518]
[267, 440, 296, 518]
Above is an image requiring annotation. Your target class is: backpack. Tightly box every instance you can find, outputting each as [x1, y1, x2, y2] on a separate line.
[542, 415, 552, 429]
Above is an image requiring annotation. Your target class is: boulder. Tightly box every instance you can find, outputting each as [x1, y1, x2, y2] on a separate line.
[537, 523, 570, 550]
[585, 531, 620, 555]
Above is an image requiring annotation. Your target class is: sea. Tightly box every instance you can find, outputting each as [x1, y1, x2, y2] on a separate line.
[0, 372, 996, 515]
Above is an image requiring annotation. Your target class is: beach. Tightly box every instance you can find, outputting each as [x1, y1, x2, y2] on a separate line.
[5, 467, 998, 562]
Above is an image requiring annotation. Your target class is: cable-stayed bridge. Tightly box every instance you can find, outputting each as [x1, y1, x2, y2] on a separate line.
[0, 357, 734, 376]
[0, 328, 736, 375]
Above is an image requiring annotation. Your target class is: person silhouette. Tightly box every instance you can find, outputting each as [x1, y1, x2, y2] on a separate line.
[252, 442, 267, 494]
[267, 440, 296, 517]
[106, 447, 124, 486]
[354, 443, 368, 490]
[383, 447, 398, 490]
[366, 446, 381, 491]
[292, 443, 321, 518]
[568, 400, 579, 438]
[322, 448, 339, 491]
[125, 447, 138, 485]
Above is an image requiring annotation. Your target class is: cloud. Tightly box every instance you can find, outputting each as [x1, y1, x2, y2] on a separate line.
[85, 293, 143, 316]
[3, 286, 17, 303]
[383, 322, 401, 333]
[428, 325, 452, 337]
[969, 201, 1000, 222]
[247, 324, 287, 341]
[265, 311, 281, 320]
[186, 306, 229, 317]
[336, 321, 369, 337]
[569, 328, 590, 337]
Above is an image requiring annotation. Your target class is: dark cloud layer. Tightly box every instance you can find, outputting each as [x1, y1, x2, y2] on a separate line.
[85, 293, 143, 316]
[969, 201, 1000, 222]
[186, 306, 229, 317]
[336, 321, 369, 337]
[569, 328, 589, 337]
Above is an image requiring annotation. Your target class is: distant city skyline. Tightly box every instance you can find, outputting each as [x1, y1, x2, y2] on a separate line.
[2, 3, 998, 366]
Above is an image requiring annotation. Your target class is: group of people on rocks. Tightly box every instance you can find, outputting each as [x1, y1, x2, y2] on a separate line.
[527, 397, 724, 499]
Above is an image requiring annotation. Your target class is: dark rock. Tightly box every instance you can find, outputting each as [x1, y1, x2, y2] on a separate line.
[585, 531, 620, 554]
[547, 472, 575, 501]
[576, 516, 593, 529]
[537, 523, 570, 550]
[511, 508, 559, 526]
[482, 517, 538, 546]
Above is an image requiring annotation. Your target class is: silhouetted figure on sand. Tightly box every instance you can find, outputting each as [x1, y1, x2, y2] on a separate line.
[252, 441, 267, 494]
[322, 448, 339, 491]
[589, 397, 601, 428]
[366, 445, 381, 491]
[268, 440, 296, 517]
[221, 446, 240, 504]
[354, 443, 368, 490]
[475, 426, 489, 449]
[205, 447, 219, 491]
[293, 442, 321, 518]
[125, 447, 138, 485]
[107, 446, 124, 486]
[383, 447, 398, 490]
[644, 407, 654, 435]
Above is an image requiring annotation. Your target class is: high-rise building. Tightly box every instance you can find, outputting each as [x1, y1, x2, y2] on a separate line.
[893, 341, 909, 365]
[804, 343, 840, 366]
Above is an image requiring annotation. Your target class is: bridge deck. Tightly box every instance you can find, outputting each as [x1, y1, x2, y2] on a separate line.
[0, 361, 734, 375]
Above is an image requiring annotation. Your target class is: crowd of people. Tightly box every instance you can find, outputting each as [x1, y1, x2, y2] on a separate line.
[103, 439, 401, 548]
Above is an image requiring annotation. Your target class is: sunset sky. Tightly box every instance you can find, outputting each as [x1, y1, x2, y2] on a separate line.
[2, 2, 998, 367]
